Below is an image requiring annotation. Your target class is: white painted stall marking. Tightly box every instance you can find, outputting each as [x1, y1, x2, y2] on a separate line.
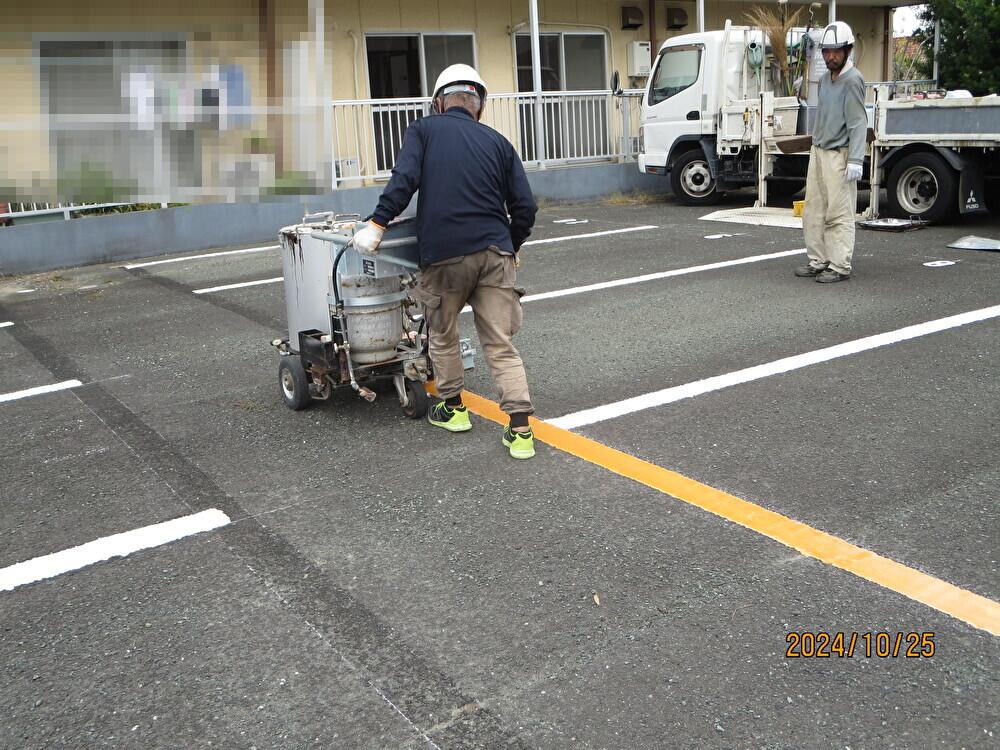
[453, 248, 806, 314]
[0, 321, 13, 328]
[522, 225, 657, 246]
[520, 249, 805, 304]
[551, 304, 1000, 430]
[192, 277, 283, 294]
[190, 227, 660, 295]
[0, 509, 231, 592]
[0, 380, 82, 404]
[124, 245, 280, 269]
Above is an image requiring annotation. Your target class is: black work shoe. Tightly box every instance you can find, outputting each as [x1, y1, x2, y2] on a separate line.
[428, 401, 472, 432]
[815, 269, 851, 283]
[502, 425, 535, 459]
[794, 263, 828, 277]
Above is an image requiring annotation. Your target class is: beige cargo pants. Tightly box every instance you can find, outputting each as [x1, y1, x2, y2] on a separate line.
[413, 248, 533, 416]
[803, 146, 857, 276]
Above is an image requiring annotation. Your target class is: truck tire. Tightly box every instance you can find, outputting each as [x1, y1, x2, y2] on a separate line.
[670, 149, 722, 206]
[884, 151, 958, 223]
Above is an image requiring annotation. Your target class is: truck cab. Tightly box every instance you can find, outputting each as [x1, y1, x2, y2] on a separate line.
[639, 24, 776, 205]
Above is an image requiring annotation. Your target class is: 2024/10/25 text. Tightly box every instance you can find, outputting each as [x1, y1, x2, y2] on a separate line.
[785, 631, 936, 658]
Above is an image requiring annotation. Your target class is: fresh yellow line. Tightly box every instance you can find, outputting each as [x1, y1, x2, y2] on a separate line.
[452, 388, 1000, 636]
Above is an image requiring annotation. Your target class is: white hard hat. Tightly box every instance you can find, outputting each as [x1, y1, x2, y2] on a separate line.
[820, 21, 855, 49]
[432, 63, 488, 100]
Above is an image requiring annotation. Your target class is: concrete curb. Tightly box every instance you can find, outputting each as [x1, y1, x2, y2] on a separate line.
[0, 163, 668, 275]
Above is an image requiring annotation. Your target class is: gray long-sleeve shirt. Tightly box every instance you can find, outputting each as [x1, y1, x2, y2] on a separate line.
[813, 66, 867, 165]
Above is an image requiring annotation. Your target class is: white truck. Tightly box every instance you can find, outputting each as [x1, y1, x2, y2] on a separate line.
[632, 21, 1000, 222]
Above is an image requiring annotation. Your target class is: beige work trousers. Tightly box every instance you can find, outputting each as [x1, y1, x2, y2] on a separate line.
[803, 146, 857, 275]
[414, 248, 533, 416]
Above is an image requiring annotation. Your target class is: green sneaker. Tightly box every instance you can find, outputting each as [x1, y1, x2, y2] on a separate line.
[502, 425, 535, 459]
[428, 401, 472, 432]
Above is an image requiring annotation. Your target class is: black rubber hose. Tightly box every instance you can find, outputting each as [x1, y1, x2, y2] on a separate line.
[331, 241, 352, 309]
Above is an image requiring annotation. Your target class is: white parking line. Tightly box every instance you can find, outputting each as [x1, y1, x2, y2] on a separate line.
[0, 509, 231, 592]
[189, 227, 660, 295]
[192, 277, 283, 295]
[0, 379, 83, 404]
[0, 321, 12, 328]
[450, 248, 806, 314]
[551, 303, 1000, 430]
[520, 248, 805, 304]
[124, 245, 280, 269]
[522, 225, 656, 245]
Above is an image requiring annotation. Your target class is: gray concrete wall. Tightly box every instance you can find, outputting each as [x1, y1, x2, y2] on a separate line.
[0, 163, 668, 275]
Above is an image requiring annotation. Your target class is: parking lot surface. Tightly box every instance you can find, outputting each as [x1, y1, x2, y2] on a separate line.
[1, 193, 998, 749]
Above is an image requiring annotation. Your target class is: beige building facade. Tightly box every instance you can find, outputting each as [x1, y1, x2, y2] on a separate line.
[2, 1, 898, 201]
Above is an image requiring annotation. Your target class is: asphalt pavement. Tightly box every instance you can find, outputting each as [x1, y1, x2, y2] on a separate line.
[1, 192, 998, 749]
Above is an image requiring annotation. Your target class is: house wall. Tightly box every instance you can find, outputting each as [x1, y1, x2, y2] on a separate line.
[1, 1, 890, 197]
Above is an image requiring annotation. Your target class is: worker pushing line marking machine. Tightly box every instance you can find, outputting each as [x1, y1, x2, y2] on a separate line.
[270, 213, 474, 417]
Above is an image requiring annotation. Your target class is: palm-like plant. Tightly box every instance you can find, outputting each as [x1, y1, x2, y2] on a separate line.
[744, 3, 806, 97]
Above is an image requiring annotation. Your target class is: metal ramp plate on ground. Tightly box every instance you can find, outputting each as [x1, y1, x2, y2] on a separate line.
[700, 207, 803, 229]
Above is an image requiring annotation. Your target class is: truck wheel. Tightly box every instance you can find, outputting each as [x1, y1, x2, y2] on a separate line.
[670, 149, 722, 206]
[885, 152, 958, 223]
[278, 356, 312, 411]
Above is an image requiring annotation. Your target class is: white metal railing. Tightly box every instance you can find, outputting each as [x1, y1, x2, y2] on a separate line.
[0, 202, 134, 222]
[331, 90, 645, 187]
[0, 92, 645, 203]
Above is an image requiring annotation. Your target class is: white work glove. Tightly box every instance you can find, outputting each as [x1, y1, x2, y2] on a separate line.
[354, 220, 385, 255]
[844, 163, 863, 182]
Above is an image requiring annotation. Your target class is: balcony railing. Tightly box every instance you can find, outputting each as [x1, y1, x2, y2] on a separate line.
[0, 91, 644, 205]
[331, 89, 645, 187]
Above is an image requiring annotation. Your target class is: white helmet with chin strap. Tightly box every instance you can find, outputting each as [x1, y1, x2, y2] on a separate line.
[820, 21, 855, 49]
[432, 63, 488, 102]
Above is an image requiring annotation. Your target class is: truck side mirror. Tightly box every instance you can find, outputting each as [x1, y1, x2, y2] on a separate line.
[610, 71, 623, 97]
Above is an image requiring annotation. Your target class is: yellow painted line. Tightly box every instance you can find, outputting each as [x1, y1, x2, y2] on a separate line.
[449, 388, 1000, 636]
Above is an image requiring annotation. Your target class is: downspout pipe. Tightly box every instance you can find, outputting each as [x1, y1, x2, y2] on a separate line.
[649, 0, 657, 57]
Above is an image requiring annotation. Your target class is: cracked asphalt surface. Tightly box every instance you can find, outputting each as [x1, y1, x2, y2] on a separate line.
[1, 192, 998, 749]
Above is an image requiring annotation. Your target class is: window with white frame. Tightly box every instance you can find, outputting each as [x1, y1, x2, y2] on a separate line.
[363, 33, 476, 173]
[365, 33, 476, 99]
[513, 33, 610, 163]
[515, 33, 607, 92]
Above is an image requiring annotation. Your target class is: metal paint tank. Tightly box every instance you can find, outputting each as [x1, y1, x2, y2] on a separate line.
[338, 273, 405, 364]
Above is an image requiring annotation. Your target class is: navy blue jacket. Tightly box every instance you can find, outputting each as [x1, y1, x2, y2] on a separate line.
[371, 107, 537, 267]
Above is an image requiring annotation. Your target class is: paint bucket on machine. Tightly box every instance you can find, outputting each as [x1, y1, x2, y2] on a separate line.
[793, 200, 806, 217]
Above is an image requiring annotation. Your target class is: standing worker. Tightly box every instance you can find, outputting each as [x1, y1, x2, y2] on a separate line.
[353, 64, 539, 459]
[795, 21, 867, 283]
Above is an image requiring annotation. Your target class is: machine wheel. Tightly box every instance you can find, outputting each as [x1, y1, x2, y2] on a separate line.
[400, 379, 428, 419]
[670, 149, 722, 206]
[885, 151, 958, 223]
[278, 356, 312, 411]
